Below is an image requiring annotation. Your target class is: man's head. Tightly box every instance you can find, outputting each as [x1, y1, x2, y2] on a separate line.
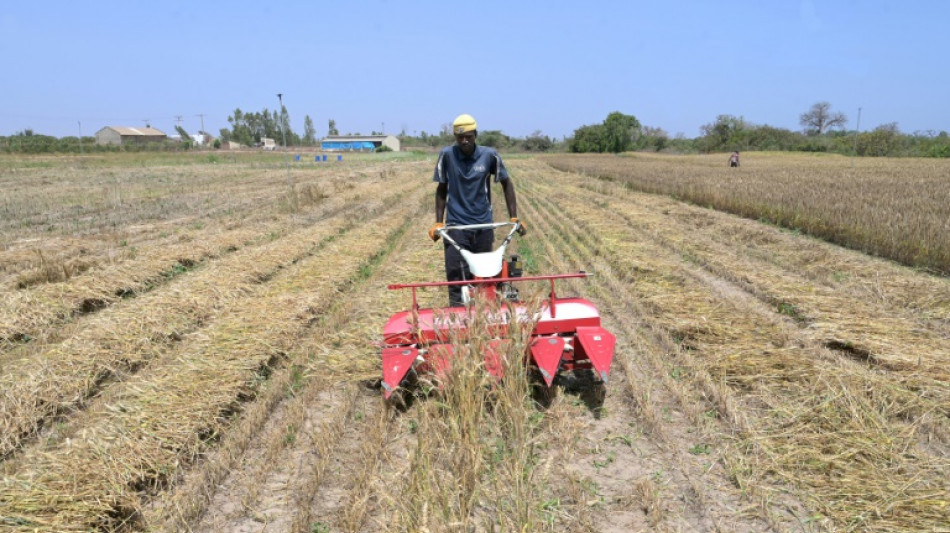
[453, 114, 477, 156]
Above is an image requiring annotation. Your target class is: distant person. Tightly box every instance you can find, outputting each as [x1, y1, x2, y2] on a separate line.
[429, 113, 525, 306]
[729, 151, 740, 167]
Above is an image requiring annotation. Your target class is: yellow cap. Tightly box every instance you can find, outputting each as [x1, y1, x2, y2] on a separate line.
[452, 114, 477, 134]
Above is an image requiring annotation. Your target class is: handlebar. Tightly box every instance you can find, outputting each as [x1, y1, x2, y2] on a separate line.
[436, 221, 521, 251]
[437, 221, 518, 233]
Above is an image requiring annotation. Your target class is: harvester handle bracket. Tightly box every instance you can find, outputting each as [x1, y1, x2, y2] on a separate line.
[388, 272, 589, 291]
[436, 222, 520, 253]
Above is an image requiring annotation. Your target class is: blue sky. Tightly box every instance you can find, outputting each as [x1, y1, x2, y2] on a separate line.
[2, 1, 948, 140]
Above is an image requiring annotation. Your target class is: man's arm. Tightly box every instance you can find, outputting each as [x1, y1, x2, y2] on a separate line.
[435, 182, 447, 223]
[499, 178, 527, 235]
[500, 178, 517, 219]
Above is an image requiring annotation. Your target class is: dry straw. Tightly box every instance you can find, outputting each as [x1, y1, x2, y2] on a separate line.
[0, 162, 429, 349]
[545, 152, 950, 275]
[146, 168, 431, 531]
[523, 158, 950, 531]
[387, 292, 551, 531]
[0, 190, 419, 530]
[0, 173, 428, 461]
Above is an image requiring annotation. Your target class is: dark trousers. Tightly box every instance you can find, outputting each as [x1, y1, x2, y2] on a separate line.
[444, 228, 494, 306]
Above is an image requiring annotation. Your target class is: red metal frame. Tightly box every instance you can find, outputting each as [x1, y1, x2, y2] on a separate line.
[379, 268, 617, 399]
[388, 272, 589, 318]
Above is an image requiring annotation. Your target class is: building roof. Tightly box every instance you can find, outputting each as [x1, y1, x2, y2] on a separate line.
[103, 126, 167, 136]
[321, 135, 394, 142]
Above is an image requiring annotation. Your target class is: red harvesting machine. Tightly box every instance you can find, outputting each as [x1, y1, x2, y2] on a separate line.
[380, 222, 616, 403]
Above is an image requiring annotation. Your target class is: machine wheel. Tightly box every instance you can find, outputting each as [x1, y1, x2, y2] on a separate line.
[383, 371, 418, 412]
[564, 369, 607, 413]
[529, 368, 558, 408]
[586, 380, 607, 412]
[385, 388, 412, 411]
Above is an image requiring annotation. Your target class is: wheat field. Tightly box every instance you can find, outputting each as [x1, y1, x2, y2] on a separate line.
[1, 152, 948, 532]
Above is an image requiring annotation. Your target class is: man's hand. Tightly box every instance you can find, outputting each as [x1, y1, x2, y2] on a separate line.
[428, 222, 445, 242]
[510, 217, 527, 236]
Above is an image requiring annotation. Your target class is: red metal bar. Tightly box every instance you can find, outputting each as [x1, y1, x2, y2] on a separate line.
[388, 272, 589, 291]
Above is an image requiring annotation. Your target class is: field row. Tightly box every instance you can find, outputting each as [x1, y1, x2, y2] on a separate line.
[156, 161, 796, 532]
[167, 199, 440, 531]
[522, 159, 949, 531]
[0, 170, 425, 459]
[545, 152, 950, 275]
[1, 156, 947, 531]
[0, 164, 428, 530]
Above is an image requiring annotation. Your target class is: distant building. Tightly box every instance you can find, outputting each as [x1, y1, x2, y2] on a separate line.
[219, 140, 243, 150]
[320, 134, 400, 152]
[257, 137, 277, 150]
[95, 126, 167, 146]
[191, 132, 213, 146]
[168, 132, 215, 146]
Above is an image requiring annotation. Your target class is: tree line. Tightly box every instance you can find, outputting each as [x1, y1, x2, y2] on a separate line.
[566, 103, 950, 158]
[3, 102, 948, 157]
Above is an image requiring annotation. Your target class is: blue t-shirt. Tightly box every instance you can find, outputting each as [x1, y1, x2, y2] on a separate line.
[432, 144, 510, 225]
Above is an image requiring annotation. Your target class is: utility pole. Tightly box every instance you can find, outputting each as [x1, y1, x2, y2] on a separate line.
[196, 113, 206, 134]
[78, 121, 83, 155]
[277, 94, 289, 149]
[851, 106, 862, 168]
[277, 93, 297, 212]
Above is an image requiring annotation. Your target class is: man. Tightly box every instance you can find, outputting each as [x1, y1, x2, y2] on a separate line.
[429, 113, 525, 306]
[729, 151, 740, 167]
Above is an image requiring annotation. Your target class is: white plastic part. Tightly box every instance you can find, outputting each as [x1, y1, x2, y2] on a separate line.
[461, 285, 473, 304]
[460, 247, 505, 278]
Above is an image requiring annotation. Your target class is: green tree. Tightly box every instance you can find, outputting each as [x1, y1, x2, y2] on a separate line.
[602, 111, 642, 153]
[641, 126, 669, 152]
[747, 125, 807, 151]
[698, 115, 748, 152]
[303, 115, 316, 145]
[224, 108, 291, 145]
[568, 112, 641, 153]
[521, 130, 553, 152]
[569, 124, 604, 153]
[277, 104, 300, 145]
[174, 125, 192, 149]
[478, 130, 511, 149]
[857, 122, 901, 156]
[328, 119, 339, 136]
[226, 108, 253, 145]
